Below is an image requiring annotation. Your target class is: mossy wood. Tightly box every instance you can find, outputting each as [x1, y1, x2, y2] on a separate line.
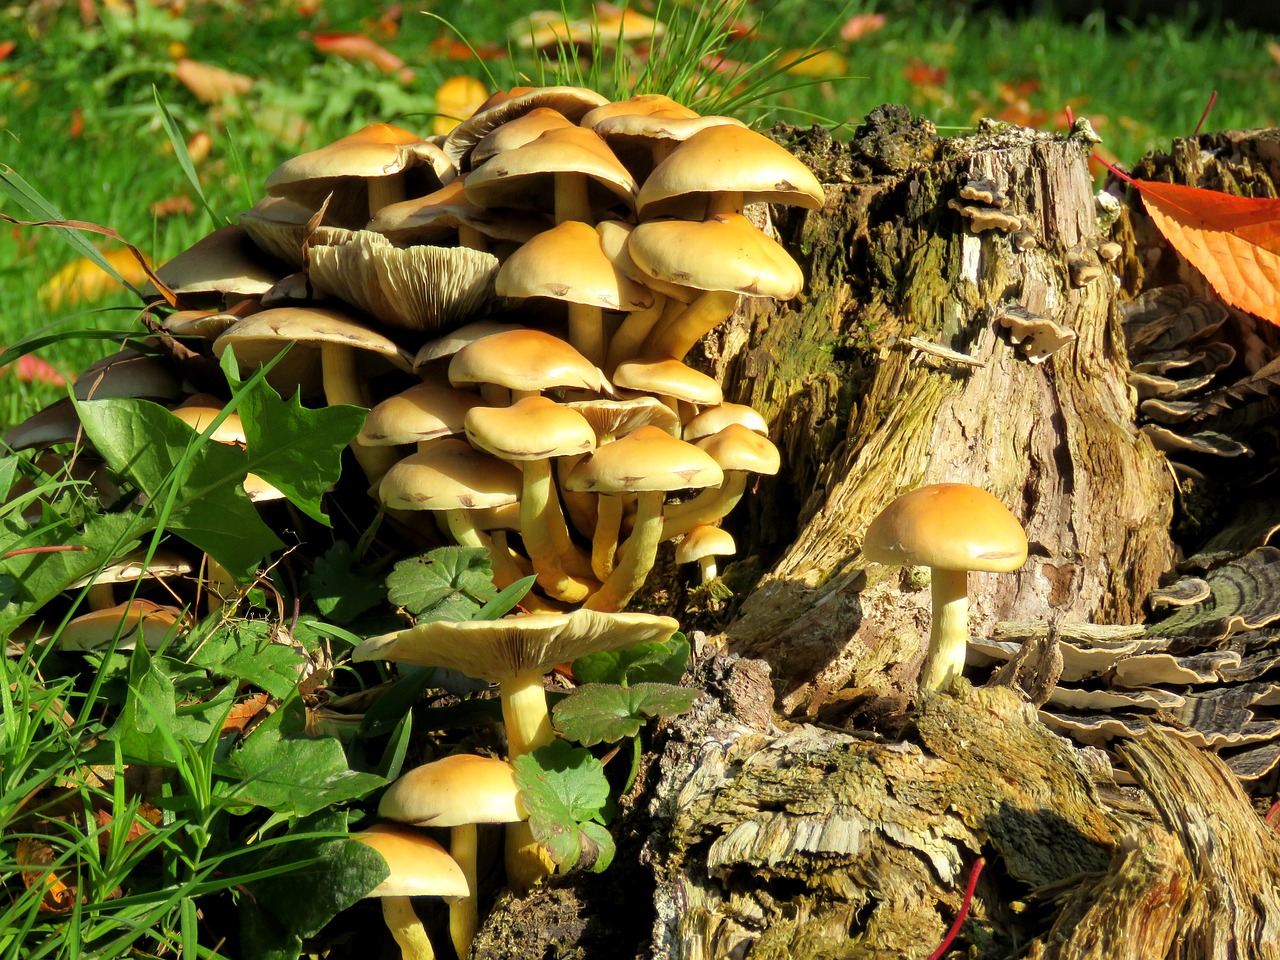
[644, 658, 1280, 960]
[698, 108, 1174, 713]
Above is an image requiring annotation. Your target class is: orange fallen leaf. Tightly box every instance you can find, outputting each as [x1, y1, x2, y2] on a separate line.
[149, 195, 196, 218]
[904, 59, 947, 87]
[173, 58, 254, 104]
[17, 837, 76, 913]
[312, 32, 414, 84]
[840, 12, 886, 42]
[1131, 177, 1280, 324]
[428, 35, 506, 61]
[0, 41, 15, 62]
[433, 74, 489, 136]
[39, 248, 153, 309]
[223, 693, 271, 735]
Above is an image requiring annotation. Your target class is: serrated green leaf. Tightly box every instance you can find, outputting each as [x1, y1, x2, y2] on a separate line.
[239, 808, 388, 960]
[385, 546, 497, 621]
[227, 357, 366, 526]
[572, 633, 691, 687]
[229, 697, 385, 816]
[76, 397, 283, 578]
[186, 620, 308, 700]
[305, 541, 386, 623]
[513, 740, 611, 873]
[552, 682, 700, 746]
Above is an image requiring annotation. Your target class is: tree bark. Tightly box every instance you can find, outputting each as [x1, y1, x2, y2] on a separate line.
[699, 108, 1175, 713]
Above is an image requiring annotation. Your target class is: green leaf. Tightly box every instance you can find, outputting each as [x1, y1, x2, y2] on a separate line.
[238, 808, 388, 960]
[185, 620, 309, 700]
[305, 541, 386, 623]
[513, 740, 611, 874]
[107, 644, 233, 765]
[572, 633, 691, 687]
[385, 546, 497, 621]
[229, 697, 386, 816]
[475, 574, 536, 620]
[75, 397, 284, 578]
[552, 682, 700, 747]
[227, 356, 366, 526]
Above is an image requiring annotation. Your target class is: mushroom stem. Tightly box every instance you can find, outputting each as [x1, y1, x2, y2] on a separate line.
[521, 459, 598, 603]
[380, 896, 436, 960]
[606, 295, 667, 373]
[448, 824, 479, 960]
[646, 290, 740, 362]
[584, 490, 663, 612]
[367, 174, 407, 218]
[661, 472, 748, 541]
[921, 567, 969, 694]
[591, 494, 624, 581]
[554, 172, 592, 225]
[567, 302, 606, 369]
[499, 669, 555, 759]
[320, 343, 399, 486]
[705, 190, 745, 218]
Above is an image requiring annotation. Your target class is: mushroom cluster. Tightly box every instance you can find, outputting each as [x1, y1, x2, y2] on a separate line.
[27, 84, 817, 613]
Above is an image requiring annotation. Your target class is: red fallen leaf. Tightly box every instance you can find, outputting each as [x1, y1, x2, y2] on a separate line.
[149, 195, 196, 218]
[904, 58, 947, 87]
[68, 107, 84, 138]
[0, 41, 15, 62]
[313, 32, 414, 84]
[840, 12, 886, 42]
[428, 35, 506, 61]
[1119, 171, 1280, 324]
[2, 355, 67, 386]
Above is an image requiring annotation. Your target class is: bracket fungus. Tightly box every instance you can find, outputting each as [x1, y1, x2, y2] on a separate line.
[863, 483, 1028, 694]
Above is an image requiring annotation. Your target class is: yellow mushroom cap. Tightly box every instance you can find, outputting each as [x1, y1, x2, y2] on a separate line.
[862, 483, 1028, 572]
[379, 755, 527, 827]
[352, 824, 470, 899]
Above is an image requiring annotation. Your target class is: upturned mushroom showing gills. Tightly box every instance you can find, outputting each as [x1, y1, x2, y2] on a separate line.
[862, 483, 1027, 695]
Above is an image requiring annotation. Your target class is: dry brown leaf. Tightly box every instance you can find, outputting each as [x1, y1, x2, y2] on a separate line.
[173, 58, 254, 104]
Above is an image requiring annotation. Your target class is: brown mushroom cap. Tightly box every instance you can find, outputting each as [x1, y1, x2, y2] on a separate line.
[377, 438, 521, 512]
[496, 220, 653, 312]
[464, 396, 597, 461]
[862, 483, 1028, 572]
[443, 85, 610, 170]
[351, 824, 470, 899]
[359, 384, 484, 446]
[146, 225, 283, 302]
[472, 107, 576, 166]
[635, 124, 825, 219]
[378, 754, 527, 827]
[368, 178, 547, 248]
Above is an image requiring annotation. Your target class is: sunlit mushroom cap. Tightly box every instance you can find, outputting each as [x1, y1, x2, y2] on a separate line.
[448, 329, 610, 395]
[496, 220, 653, 311]
[443, 85, 610, 170]
[368, 178, 546, 247]
[612, 358, 722, 406]
[675, 525, 736, 566]
[579, 94, 700, 128]
[379, 754, 528, 827]
[696, 422, 780, 475]
[145, 225, 282, 301]
[564, 425, 723, 494]
[351, 824, 469, 899]
[353, 609, 680, 681]
[212, 306, 415, 375]
[359, 384, 483, 446]
[56, 600, 184, 652]
[862, 483, 1027, 572]
[628, 213, 804, 300]
[566, 396, 680, 441]
[413, 319, 527, 373]
[683, 402, 769, 442]
[636, 124, 825, 219]
[464, 126, 637, 217]
[377, 437, 521, 511]
[465, 396, 596, 461]
[472, 107, 576, 166]
[237, 195, 316, 268]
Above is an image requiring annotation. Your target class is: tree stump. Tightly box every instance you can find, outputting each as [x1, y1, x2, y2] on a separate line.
[699, 107, 1175, 714]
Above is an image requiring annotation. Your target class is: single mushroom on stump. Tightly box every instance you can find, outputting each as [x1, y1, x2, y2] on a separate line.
[863, 483, 1028, 695]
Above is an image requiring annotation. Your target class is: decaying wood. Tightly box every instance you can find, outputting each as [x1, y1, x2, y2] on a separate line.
[698, 109, 1175, 713]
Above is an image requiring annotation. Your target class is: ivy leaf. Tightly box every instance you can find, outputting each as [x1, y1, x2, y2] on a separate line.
[75, 396, 283, 579]
[513, 740, 612, 874]
[228, 696, 385, 816]
[572, 633, 691, 686]
[184, 620, 309, 700]
[305, 541, 387, 623]
[224, 351, 366, 525]
[238, 808, 387, 960]
[552, 683, 700, 747]
[385, 546, 497, 621]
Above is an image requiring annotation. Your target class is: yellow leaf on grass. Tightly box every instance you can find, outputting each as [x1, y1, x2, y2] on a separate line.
[433, 75, 488, 136]
[40, 248, 152, 309]
[174, 58, 254, 104]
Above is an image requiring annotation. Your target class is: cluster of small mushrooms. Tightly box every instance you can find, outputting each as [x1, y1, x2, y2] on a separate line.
[4, 84, 832, 957]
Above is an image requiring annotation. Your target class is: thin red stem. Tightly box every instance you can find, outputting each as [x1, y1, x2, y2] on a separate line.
[1193, 90, 1218, 137]
[927, 856, 986, 960]
[2, 545, 88, 558]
